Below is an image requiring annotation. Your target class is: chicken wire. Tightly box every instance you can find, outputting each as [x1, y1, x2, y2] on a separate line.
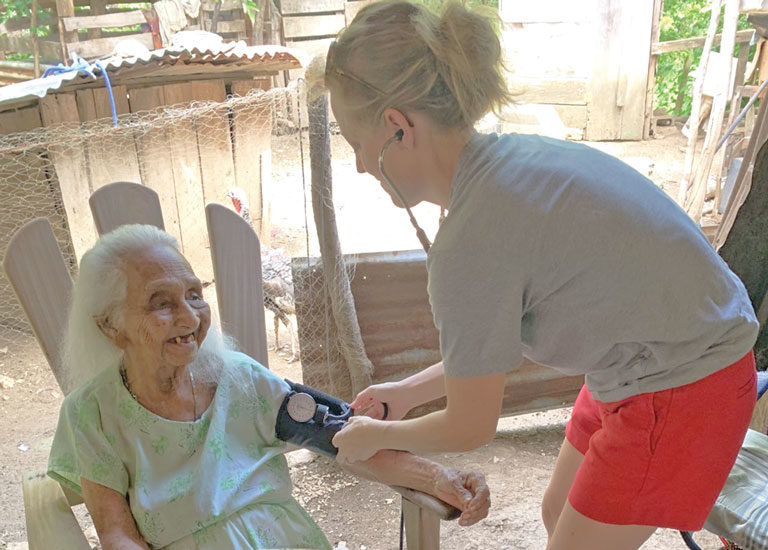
[0, 81, 362, 397]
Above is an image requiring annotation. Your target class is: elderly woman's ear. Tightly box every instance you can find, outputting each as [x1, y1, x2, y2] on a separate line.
[95, 315, 122, 347]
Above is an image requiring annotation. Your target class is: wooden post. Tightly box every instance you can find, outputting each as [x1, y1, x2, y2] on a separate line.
[31, 0, 41, 77]
[402, 498, 441, 550]
[643, 0, 663, 140]
[55, 0, 76, 62]
[307, 86, 373, 400]
[687, 0, 740, 222]
[679, 0, 722, 207]
[88, 0, 106, 40]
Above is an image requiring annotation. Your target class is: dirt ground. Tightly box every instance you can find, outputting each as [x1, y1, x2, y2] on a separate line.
[0, 124, 728, 550]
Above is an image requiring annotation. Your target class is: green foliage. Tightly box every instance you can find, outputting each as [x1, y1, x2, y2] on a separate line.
[655, 0, 753, 116]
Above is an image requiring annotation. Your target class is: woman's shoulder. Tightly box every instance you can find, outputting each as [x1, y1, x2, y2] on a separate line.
[60, 364, 120, 411]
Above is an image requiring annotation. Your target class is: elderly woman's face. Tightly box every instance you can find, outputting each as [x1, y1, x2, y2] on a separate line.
[115, 244, 210, 369]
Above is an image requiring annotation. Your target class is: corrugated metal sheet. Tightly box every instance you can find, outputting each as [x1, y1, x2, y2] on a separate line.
[0, 43, 306, 110]
[294, 250, 583, 415]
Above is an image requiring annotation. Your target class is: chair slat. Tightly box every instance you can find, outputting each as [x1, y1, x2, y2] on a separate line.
[22, 472, 90, 550]
[89, 181, 164, 235]
[3, 218, 74, 393]
[206, 203, 269, 366]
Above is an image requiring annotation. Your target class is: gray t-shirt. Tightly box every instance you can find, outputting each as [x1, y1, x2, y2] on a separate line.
[427, 132, 758, 402]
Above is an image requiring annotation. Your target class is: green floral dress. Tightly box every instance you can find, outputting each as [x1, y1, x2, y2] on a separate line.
[48, 350, 331, 550]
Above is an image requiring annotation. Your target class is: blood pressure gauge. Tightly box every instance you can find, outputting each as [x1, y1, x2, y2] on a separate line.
[286, 392, 316, 423]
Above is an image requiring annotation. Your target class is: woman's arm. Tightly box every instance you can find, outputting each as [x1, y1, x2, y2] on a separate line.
[342, 449, 490, 526]
[81, 478, 150, 550]
[334, 372, 505, 461]
[350, 362, 447, 420]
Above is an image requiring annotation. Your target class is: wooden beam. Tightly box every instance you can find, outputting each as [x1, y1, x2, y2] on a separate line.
[281, 0, 344, 15]
[199, 19, 246, 34]
[515, 77, 587, 106]
[39, 92, 98, 261]
[61, 10, 145, 32]
[282, 13, 344, 39]
[643, 0, 664, 140]
[66, 32, 153, 59]
[0, 34, 60, 60]
[55, 0, 77, 62]
[652, 29, 754, 55]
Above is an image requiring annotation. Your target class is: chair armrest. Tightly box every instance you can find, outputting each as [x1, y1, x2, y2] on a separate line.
[390, 485, 461, 521]
[22, 470, 90, 550]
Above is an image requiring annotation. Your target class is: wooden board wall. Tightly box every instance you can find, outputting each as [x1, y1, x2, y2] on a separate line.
[499, 0, 655, 141]
[586, 0, 655, 141]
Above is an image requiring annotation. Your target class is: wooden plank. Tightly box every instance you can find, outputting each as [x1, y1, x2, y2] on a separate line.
[182, 80, 236, 209]
[514, 77, 587, 106]
[89, 181, 164, 235]
[0, 33, 60, 60]
[286, 37, 333, 61]
[282, 0, 344, 15]
[160, 82, 212, 282]
[127, 85, 183, 252]
[0, 106, 42, 134]
[499, 0, 589, 23]
[201, 0, 240, 10]
[62, 10, 146, 32]
[75, 86, 142, 190]
[199, 19, 246, 34]
[86, 0, 105, 40]
[67, 33, 153, 59]
[39, 93, 97, 261]
[652, 29, 754, 55]
[553, 104, 588, 129]
[55, 0, 77, 60]
[402, 496, 440, 550]
[3, 219, 74, 392]
[587, 0, 654, 141]
[282, 13, 345, 39]
[22, 471, 90, 550]
[205, 203, 269, 366]
[644, 0, 663, 139]
[92, 85, 141, 186]
[231, 80, 273, 244]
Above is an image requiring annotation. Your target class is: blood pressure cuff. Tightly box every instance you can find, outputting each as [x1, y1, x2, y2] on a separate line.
[275, 380, 353, 458]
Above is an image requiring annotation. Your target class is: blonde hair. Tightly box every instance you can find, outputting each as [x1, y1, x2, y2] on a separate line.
[324, 0, 512, 129]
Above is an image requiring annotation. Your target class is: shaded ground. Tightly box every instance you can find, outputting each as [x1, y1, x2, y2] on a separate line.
[0, 124, 727, 549]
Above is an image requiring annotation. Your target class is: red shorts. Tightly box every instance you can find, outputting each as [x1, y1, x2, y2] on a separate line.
[565, 351, 756, 530]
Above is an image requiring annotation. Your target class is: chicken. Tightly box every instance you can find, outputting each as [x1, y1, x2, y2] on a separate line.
[227, 187, 300, 362]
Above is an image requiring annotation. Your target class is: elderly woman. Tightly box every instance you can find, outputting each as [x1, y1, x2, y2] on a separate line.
[47, 224, 490, 550]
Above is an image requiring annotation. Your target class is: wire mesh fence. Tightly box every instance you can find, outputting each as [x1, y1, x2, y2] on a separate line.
[0, 83, 333, 388]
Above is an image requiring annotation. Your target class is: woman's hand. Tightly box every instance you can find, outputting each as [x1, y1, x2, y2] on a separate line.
[432, 468, 491, 527]
[350, 381, 412, 420]
[332, 415, 387, 463]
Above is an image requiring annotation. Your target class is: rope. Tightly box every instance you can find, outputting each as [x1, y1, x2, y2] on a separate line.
[42, 54, 118, 127]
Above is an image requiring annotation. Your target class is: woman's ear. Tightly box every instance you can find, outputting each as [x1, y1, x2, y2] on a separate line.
[95, 317, 120, 345]
[383, 107, 415, 147]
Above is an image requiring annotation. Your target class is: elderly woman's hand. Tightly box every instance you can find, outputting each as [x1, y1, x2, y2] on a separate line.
[432, 468, 491, 526]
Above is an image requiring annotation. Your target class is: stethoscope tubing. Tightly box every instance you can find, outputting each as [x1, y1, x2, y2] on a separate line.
[378, 135, 433, 253]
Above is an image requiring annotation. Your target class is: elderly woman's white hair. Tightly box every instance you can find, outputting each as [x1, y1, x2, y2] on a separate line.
[62, 224, 231, 390]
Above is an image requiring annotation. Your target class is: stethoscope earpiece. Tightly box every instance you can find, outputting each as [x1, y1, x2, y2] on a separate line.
[395, 129, 404, 141]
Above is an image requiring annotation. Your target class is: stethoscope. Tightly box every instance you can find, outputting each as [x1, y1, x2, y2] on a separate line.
[378, 129, 433, 253]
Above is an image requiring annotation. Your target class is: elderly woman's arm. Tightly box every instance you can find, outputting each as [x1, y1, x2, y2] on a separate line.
[341, 450, 490, 526]
[81, 478, 150, 550]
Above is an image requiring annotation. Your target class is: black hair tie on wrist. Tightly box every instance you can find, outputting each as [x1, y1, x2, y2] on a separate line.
[381, 402, 389, 420]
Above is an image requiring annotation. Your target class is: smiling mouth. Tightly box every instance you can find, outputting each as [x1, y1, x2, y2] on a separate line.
[168, 332, 196, 344]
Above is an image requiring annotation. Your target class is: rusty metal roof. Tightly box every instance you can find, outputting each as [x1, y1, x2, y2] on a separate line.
[0, 43, 307, 110]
